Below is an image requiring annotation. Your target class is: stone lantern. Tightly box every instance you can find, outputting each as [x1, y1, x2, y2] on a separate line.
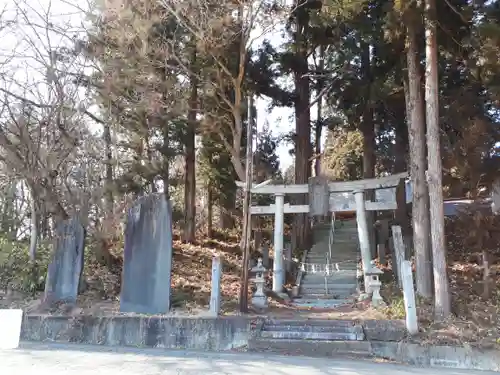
[365, 260, 385, 307]
[250, 257, 268, 310]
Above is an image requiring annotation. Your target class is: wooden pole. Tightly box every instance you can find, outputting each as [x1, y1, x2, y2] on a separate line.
[239, 95, 254, 313]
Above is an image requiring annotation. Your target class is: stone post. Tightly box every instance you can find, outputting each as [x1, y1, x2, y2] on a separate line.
[209, 255, 221, 316]
[273, 193, 285, 292]
[391, 225, 406, 288]
[401, 260, 418, 335]
[353, 189, 371, 296]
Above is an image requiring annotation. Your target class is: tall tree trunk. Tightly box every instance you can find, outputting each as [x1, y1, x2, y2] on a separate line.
[28, 188, 38, 261]
[1, 182, 16, 238]
[405, 8, 433, 298]
[162, 124, 169, 199]
[220, 188, 236, 230]
[239, 95, 254, 313]
[145, 129, 157, 193]
[425, 0, 451, 319]
[394, 123, 410, 233]
[207, 186, 213, 238]
[184, 47, 197, 244]
[103, 121, 114, 214]
[40, 207, 49, 240]
[360, 41, 376, 257]
[393, 62, 410, 235]
[293, 3, 312, 250]
[314, 45, 325, 177]
[160, 65, 170, 200]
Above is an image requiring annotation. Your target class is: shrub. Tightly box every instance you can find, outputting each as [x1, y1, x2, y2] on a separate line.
[0, 238, 51, 294]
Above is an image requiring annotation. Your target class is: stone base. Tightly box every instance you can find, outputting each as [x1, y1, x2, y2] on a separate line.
[251, 295, 268, 310]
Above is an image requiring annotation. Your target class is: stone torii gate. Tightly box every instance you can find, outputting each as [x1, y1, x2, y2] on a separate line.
[237, 172, 408, 293]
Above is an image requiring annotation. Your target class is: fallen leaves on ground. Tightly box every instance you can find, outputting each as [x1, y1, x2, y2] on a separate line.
[0, 229, 245, 316]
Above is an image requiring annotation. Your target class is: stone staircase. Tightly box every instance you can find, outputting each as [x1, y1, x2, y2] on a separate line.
[249, 319, 372, 357]
[294, 220, 360, 308]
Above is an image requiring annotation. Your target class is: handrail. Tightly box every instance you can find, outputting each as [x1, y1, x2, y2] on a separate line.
[328, 210, 336, 262]
[325, 211, 336, 295]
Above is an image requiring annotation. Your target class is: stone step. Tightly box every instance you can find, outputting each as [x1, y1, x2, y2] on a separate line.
[308, 251, 358, 255]
[303, 270, 357, 277]
[304, 257, 356, 262]
[306, 259, 357, 264]
[310, 245, 358, 250]
[299, 293, 354, 299]
[300, 282, 357, 289]
[301, 284, 356, 291]
[302, 272, 357, 278]
[300, 279, 358, 293]
[301, 278, 357, 286]
[307, 251, 358, 256]
[304, 265, 358, 271]
[249, 338, 373, 358]
[303, 265, 358, 271]
[301, 274, 357, 282]
[301, 281, 357, 288]
[260, 330, 362, 341]
[292, 299, 351, 308]
[301, 282, 357, 288]
[306, 256, 358, 262]
[263, 323, 357, 332]
[329, 259, 359, 263]
[263, 322, 363, 334]
[264, 319, 358, 327]
[300, 289, 357, 297]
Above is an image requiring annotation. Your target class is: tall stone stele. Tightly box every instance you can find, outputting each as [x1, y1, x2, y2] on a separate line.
[44, 216, 85, 306]
[120, 193, 173, 314]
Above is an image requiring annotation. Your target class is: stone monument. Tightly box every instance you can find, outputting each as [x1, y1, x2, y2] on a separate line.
[44, 216, 85, 305]
[120, 193, 173, 314]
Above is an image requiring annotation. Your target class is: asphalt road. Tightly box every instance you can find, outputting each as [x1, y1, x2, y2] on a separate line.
[0, 343, 496, 375]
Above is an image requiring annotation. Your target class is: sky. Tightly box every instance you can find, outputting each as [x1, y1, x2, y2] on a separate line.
[0, 0, 302, 172]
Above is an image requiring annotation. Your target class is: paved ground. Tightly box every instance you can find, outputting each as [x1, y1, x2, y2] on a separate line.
[0, 343, 496, 375]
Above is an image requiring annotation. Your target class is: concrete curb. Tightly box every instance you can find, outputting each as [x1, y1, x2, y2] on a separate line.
[370, 341, 500, 372]
[249, 338, 500, 371]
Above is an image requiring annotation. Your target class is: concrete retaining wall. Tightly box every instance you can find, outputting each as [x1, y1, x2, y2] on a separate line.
[371, 341, 500, 371]
[20, 315, 500, 371]
[21, 315, 255, 351]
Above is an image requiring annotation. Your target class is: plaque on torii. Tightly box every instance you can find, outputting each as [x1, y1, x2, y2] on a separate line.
[308, 176, 330, 216]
